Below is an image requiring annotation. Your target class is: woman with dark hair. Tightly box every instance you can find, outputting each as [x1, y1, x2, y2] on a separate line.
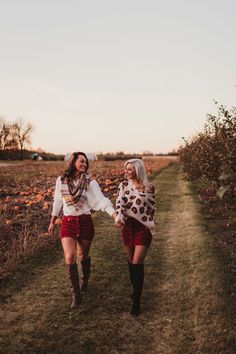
[115, 158, 155, 316]
[48, 152, 116, 308]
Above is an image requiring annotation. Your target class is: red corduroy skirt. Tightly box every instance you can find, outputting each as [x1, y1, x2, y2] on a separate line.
[122, 217, 152, 248]
[60, 214, 95, 241]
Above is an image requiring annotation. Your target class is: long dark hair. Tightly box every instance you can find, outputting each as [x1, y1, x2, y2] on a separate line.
[62, 152, 89, 180]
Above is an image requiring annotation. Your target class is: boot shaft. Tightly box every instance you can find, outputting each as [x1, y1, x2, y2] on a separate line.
[128, 260, 133, 284]
[67, 263, 80, 293]
[66, 263, 81, 308]
[80, 257, 91, 291]
[131, 263, 144, 296]
[130, 263, 144, 316]
[81, 257, 91, 280]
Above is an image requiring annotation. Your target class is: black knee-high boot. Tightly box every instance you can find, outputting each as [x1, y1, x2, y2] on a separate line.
[131, 263, 144, 316]
[128, 260, 134, 299]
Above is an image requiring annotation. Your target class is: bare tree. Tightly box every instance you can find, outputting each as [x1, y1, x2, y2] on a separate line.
[14, 119, 34, 160]
[0, 117, 18, 159]
[0, 117, 10, 152]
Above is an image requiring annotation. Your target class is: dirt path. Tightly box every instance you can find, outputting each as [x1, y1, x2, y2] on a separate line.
[0, 164, 235, 353]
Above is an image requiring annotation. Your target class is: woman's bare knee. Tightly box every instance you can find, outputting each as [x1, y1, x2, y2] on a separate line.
[124, 246, 134, 262]
[61, 237, 77, 264]
[132, 245, 148, 264]
[65, 252, 77, 264]
[132, 258, 144, 264]
[77, 240, 92, 261]
[78, 252, 87, 261]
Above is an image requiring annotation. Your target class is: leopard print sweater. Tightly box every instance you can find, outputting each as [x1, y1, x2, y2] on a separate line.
[115, 180, 155, 233]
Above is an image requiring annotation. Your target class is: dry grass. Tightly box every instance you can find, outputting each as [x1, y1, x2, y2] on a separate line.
[0, 208, 58, 279]
[0, 162, 235, 353]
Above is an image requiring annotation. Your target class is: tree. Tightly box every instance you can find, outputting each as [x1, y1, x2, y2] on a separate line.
[13, 119, 34, 160]
[0, 117, 10, 152]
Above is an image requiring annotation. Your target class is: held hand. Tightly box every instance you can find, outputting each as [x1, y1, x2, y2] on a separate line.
[112, 211, 125, 228]
[116, 219, 125, 229]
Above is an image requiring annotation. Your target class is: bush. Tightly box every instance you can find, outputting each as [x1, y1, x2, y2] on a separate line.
[179, 103, 236, 198]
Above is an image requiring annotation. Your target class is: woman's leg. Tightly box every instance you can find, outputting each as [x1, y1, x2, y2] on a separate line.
[130, 245, 148, 316]
[132, 245, 148, 264]
[76, 214, 95, 291]
[77, 239, 92, 261]
[123, 246, 135, 298]
[61, 237, 81, 308]
[77, 239, 93, 291]
[123, 245, 134, 263]
[61, 237, 77, 264]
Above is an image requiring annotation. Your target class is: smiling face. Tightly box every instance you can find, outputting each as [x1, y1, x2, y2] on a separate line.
[75, 154, 88, 174]
[125, 163, 137, 180]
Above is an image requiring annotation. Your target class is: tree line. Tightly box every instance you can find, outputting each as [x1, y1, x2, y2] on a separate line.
[97, 151, 178, 161]
[179, 102, 236, 199]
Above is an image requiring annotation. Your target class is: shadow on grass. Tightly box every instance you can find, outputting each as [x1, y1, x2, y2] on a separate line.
[0, 237, 63, 303]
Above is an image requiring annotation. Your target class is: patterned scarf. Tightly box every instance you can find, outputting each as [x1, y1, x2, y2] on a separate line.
[61, 173, 91, 207]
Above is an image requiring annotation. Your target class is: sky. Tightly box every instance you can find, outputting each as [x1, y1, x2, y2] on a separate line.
[0, 0, 236, 155]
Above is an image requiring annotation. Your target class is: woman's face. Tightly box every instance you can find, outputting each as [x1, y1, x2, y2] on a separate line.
[125, 163, 137, 180]
[75, 154, 88, 174]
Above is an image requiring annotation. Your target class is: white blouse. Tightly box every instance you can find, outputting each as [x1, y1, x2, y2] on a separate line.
[115, 180, 155, 233]
[51, 176, 115, 217]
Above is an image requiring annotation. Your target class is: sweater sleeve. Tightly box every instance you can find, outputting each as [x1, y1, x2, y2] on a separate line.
[87, 180, 115, 216]
[115, 182, 126, 223]
[147, 184, 156, 219]
[51, 176, 63, 216]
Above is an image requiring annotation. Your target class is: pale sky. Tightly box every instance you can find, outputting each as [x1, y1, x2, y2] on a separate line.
[0, 0, 236, 154]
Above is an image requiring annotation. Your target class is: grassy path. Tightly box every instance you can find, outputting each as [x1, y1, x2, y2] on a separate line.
[147, 164, 235, 353]
[0, 163, 235, 353]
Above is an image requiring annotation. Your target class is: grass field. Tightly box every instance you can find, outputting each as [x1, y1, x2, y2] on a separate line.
[0, 162, 235, 353]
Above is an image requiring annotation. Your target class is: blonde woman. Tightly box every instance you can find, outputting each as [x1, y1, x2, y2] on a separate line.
[115, 158, 155, 316]
[49, 152, 116, 308]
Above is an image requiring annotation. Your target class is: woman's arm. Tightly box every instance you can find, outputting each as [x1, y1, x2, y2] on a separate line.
[114, 181, 126, 225]
[51, 176, 63, 216]
[87, 179, 115, 216]
[147, 183, 156, 218]
[48, 177, 63, 235]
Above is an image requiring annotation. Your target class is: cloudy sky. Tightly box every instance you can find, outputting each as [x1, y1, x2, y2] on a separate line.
[0, 0, 235, 154]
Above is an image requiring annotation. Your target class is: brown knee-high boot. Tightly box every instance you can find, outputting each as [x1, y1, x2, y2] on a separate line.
[80, 257, 91, 291]
[131, 263, 144, 316]
[67, 263, 82, 308]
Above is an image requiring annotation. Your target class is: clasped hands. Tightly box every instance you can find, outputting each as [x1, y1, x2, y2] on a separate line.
[115, 219, 125, 229]
[112, 212, 125, 229]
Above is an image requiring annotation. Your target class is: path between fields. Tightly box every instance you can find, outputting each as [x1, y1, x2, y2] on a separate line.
[145, 166, 235, 353]
[0, 164, 235, 353]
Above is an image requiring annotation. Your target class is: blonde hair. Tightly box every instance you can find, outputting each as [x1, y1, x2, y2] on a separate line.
[124, 158, 148, 183]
